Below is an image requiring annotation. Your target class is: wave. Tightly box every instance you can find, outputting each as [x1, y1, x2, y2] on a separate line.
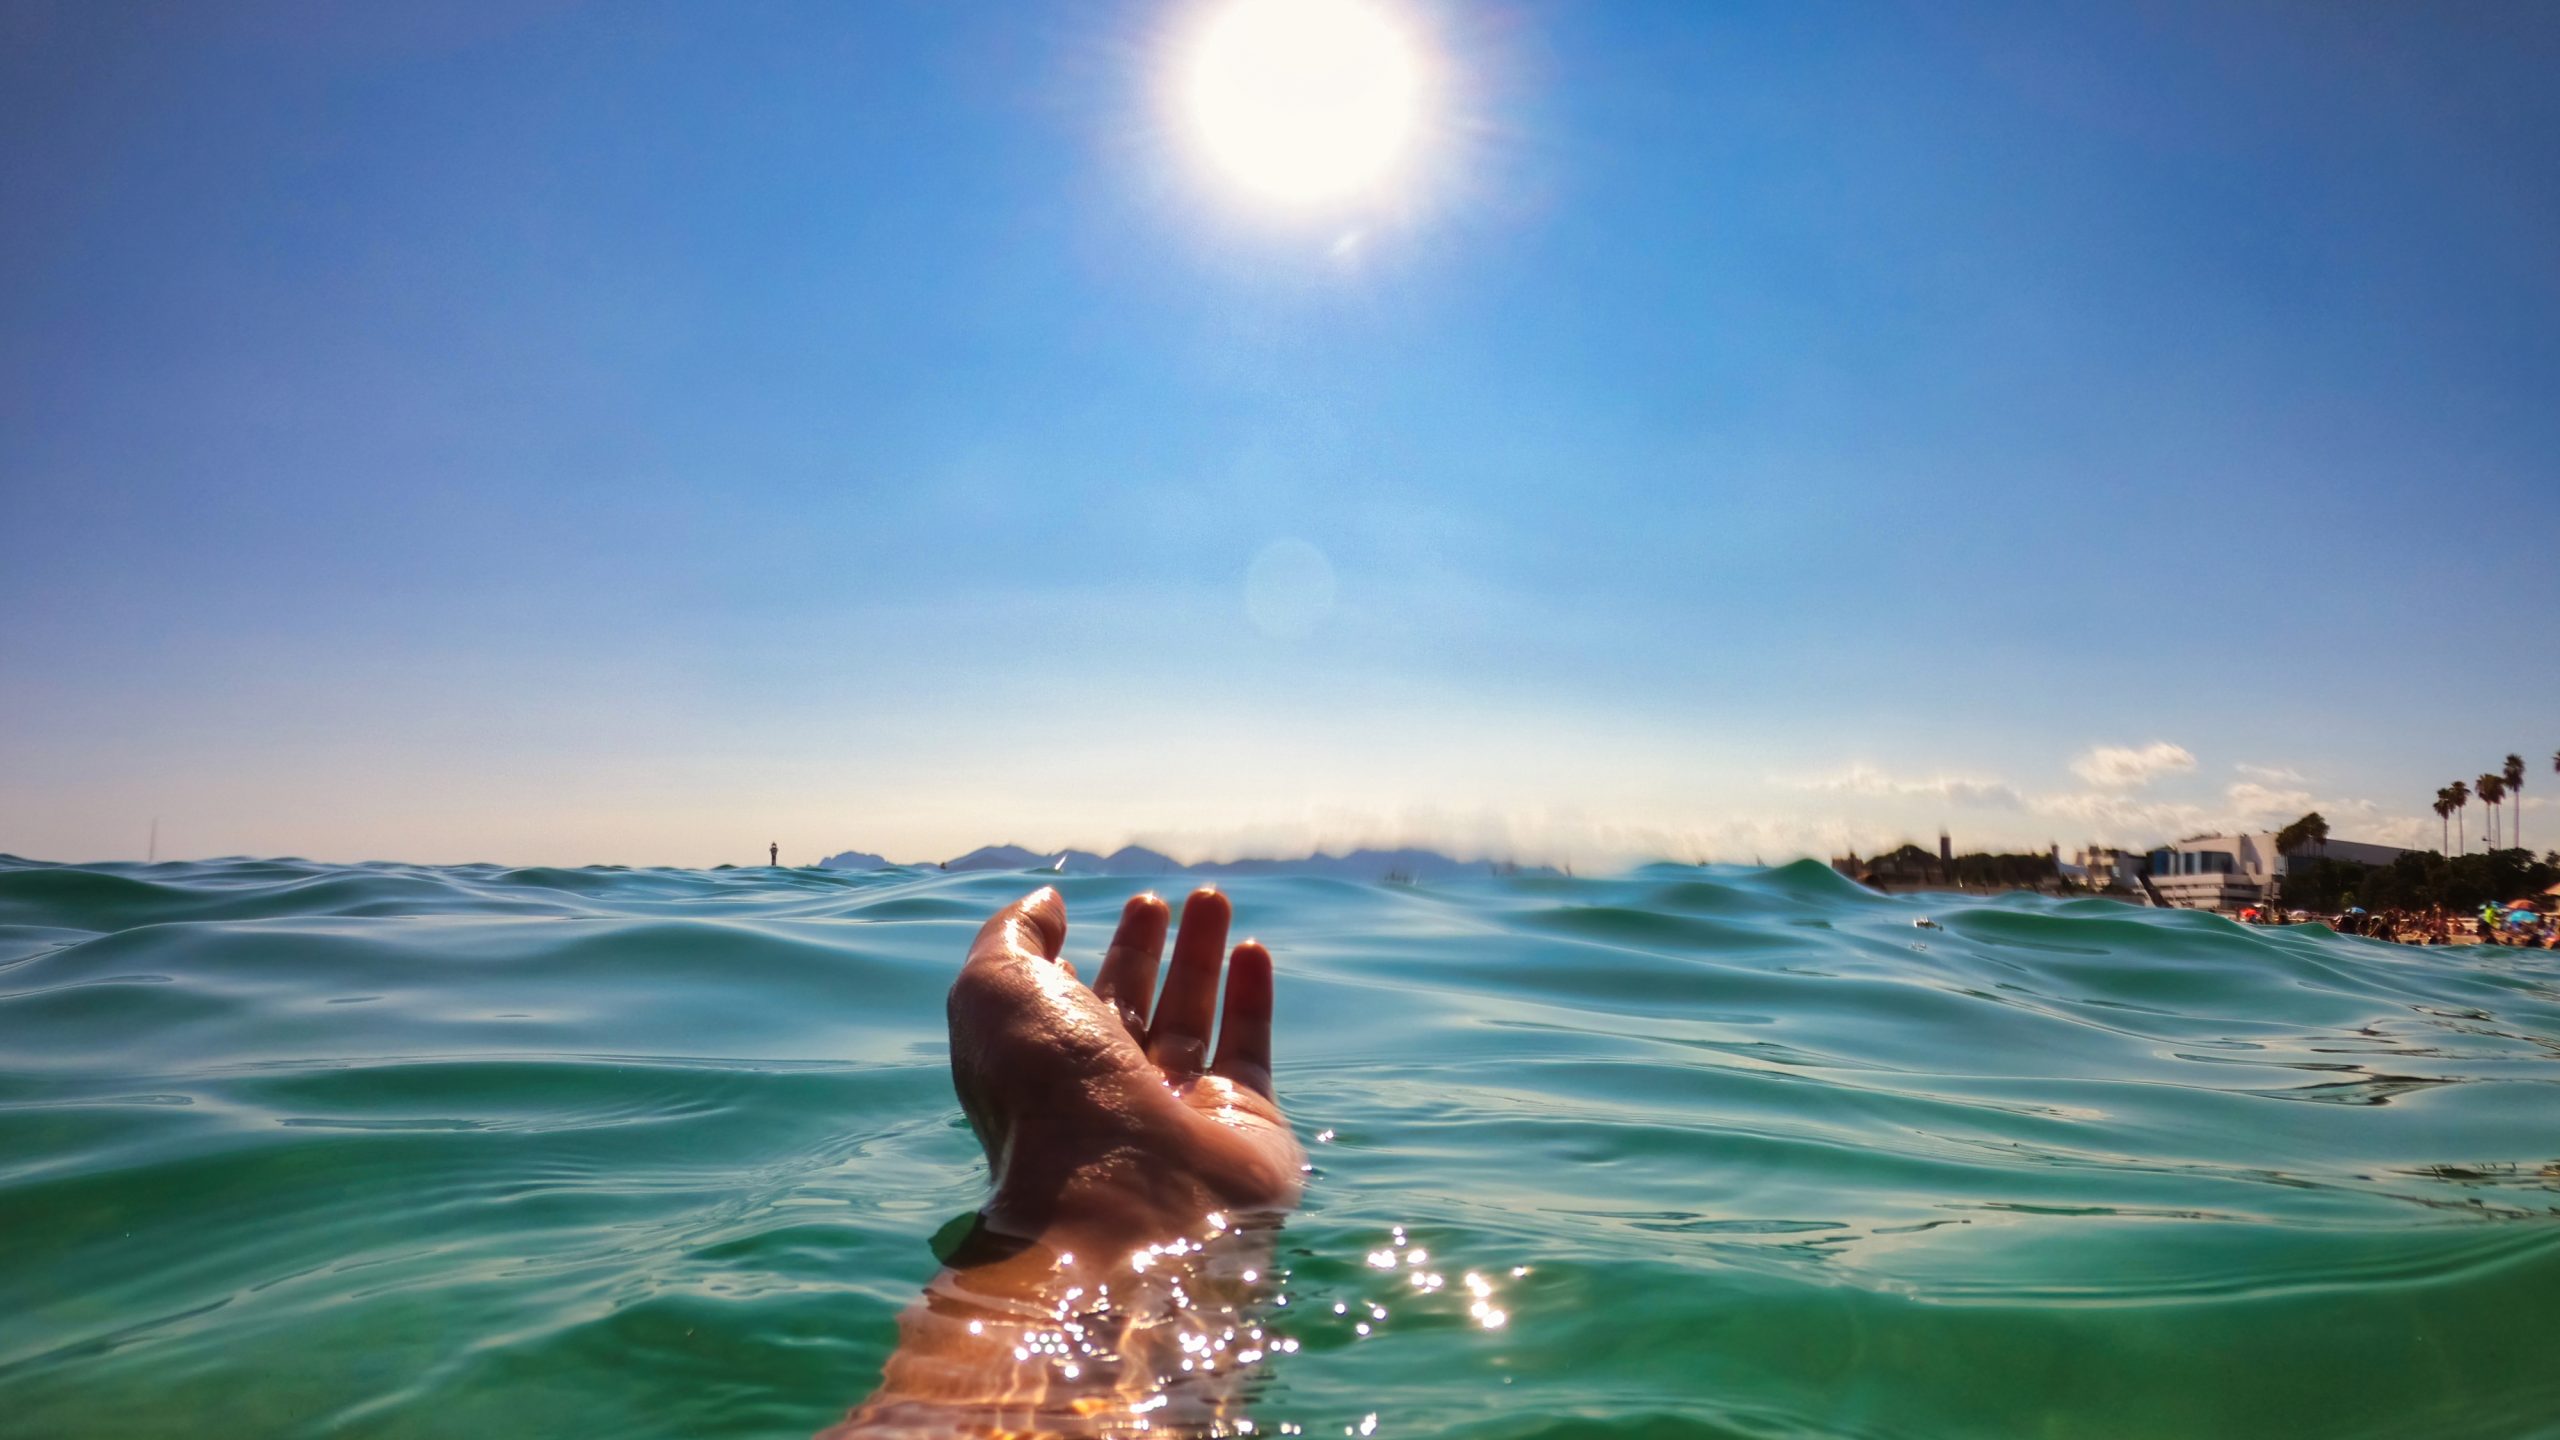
[2, 855, 2555, 1438]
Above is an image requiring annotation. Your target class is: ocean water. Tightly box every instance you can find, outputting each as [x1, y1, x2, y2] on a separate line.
[3, 856, 2557, 1440]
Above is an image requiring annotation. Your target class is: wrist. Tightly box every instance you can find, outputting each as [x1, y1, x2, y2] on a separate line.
[981, 1139, 1231, 1257]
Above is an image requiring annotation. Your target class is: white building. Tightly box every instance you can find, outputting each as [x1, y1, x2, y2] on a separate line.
[2143, 833, 2411, 912]
[2071, 846, 2151, 892]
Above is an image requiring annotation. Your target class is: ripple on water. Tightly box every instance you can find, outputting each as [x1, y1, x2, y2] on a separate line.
[1, 856, 2557, 1439]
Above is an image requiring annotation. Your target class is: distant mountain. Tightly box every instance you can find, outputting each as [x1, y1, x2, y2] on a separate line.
[943, 843, 1187, 874]
[1191, 847, 1559, 882]
[817, 842, 1558, 880]
[816, 849, 893, 871]
[1052, 845, 1183, 875]
[942, 844, 1054, 872]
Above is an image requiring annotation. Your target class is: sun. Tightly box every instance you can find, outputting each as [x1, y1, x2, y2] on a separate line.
[1181, 0, 1426, 209]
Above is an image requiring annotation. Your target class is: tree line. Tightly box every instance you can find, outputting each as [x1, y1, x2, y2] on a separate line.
[2280, 847, 2556, 915]
[2429, 752, 2550, 857]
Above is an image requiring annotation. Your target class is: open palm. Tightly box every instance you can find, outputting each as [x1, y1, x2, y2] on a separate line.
[947, 887, 1301, 1249]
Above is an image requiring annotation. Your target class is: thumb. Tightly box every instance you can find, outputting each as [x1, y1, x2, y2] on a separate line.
[971, 886, 1068, 965]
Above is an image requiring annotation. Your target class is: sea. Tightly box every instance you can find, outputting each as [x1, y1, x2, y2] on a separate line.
[3, 856, 2556, 1440]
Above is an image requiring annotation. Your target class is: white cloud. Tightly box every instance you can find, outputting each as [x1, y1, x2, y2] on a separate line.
[2032, 789, 2211, 840]
[2226, 781, 2316, 822]
[1767, 749, 2444, 862]
[2032, 781, 2438, 853]
[1777, 764, 2025, 810]
[1126, 805, 1870, 873]
[2070, 741, 2197, 789]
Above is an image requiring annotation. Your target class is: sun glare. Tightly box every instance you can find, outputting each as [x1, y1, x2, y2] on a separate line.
[1182, 0, 1425, 209]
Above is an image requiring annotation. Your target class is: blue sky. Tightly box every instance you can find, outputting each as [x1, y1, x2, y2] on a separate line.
[4, 0, 2556, 867]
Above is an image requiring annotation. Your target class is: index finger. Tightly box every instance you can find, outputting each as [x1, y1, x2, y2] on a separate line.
[1092, 892, 1170, 1039]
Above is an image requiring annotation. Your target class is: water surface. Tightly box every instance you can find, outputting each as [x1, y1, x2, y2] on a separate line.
[4, 856, 2556, 1438]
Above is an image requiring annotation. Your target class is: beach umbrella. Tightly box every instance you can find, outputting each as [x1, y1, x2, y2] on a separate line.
[2346, 907, 2367, 914]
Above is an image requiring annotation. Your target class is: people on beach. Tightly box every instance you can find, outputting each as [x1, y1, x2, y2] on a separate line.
[2320, 902, 2556, 947]
[2247, 902, 2552, 947]
[771, 842, 779, 866]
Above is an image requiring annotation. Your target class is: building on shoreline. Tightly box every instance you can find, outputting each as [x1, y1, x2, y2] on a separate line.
[2069, 847, 2152, 895]
[1840, 833, 2415, 913]
[1832, 841, 2069, 895]
[2143, 832, 2410, 911]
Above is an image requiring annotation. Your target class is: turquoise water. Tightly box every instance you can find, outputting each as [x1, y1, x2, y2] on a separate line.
[4, 856, 2557, 1440]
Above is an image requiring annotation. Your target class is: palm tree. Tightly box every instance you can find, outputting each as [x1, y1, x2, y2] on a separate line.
[2451, 780, 2471, 856]
[2434, 787, 2454, 854]
[2478, 773, 2505, 852]
[2505, 754, 2526, 851]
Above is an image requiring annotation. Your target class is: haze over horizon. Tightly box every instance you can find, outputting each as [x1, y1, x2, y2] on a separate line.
[6, 1, 2557, 870]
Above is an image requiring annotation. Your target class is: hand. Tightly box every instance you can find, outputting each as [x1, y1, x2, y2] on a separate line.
[827, 887, 1301, 1437]
[947, 886, 1302, 1251]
